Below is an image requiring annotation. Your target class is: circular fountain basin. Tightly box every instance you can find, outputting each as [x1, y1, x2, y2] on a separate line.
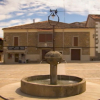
[21, 75, 86, 98]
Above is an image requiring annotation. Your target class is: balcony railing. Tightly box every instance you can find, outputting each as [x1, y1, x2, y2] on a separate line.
[7, 46, 25, 50]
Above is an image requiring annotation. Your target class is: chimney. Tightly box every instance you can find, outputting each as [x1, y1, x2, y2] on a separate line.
[33, 19, 35, 23]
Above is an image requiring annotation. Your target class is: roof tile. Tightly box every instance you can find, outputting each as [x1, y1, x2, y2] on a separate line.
[3, 20, 87, 30]
[89, 14, 100, 20]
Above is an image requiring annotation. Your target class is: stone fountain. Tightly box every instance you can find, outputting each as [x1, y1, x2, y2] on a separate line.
[21, 51, 86, 98]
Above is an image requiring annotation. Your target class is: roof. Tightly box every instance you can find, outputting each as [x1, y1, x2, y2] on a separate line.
[85, 14, 100, 27]
[3, 20, 89, 30]
[89, 14, 100, 20]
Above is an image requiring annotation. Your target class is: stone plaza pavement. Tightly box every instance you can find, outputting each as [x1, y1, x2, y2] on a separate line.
[0, 61, 100, 100]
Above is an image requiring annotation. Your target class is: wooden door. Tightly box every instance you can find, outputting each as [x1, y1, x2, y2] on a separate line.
[15, 54, 19, 62]
[14, 37, 18, 46]
[71, 49, 80, 60]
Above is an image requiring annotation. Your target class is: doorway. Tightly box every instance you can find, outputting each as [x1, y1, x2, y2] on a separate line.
[71, 49, 81, 60]
[15, 54, 19, 62]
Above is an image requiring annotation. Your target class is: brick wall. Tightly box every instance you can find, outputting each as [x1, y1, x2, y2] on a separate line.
[55, 32, 63, 47]
[55, 32, 90, 55]
[4, 31, 90, 55]
[4, 33, 27, 46]
[28, 32, 37, 46]
[27, 47, 40, 54]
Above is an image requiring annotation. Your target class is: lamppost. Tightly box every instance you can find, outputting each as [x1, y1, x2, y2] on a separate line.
[48, 9, 59, 51]
[47, 9, 61, 85]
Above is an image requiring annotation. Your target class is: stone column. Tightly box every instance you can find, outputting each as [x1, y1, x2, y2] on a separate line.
[50, 64, 57, 85]
[45, 51, 62, 85]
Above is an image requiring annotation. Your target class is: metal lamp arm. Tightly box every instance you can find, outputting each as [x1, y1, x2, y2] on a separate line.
[48, 12, 59, 26]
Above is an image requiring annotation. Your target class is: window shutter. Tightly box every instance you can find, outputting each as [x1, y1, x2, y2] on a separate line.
[46, 34, 52, 42]
[39, 34, 52, 42]
[39, 34, 46, 42]
[14, 37, 18, 46]
[74, 37, 78, 46]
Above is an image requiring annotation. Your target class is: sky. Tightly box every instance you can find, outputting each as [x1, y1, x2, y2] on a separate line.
[0, 0, 100, 38]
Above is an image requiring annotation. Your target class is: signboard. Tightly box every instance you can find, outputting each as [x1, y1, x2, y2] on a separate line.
[8, 46, 25, 50]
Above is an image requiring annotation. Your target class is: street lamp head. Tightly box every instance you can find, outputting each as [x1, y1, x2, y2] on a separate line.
[51, 13, 55, 18]
[50, 9, 52, 12]
[50, 9, 58, 18]
[48, 9, 59, 26]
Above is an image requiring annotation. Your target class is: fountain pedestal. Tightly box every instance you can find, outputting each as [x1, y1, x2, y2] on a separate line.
[45, 51, 62, 85]
[50, 64, 57, 84]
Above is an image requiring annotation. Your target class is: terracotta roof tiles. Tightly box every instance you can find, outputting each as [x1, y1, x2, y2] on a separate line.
[89, 14, 100, 20]
[3, 20, 87, 30]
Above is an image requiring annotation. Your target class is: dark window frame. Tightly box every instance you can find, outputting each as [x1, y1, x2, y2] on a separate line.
[14, 37, 18, 46]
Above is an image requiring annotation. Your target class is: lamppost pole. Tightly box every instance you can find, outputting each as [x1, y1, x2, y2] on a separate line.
[53, 25, 55, 51]
[48, 9, 59, 51]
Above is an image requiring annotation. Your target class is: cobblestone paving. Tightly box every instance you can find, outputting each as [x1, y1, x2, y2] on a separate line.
[0, 62, 100, 88]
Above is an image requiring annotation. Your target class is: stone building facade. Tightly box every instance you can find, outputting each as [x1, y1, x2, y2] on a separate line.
[86, 14, 100, 60]
[3, 21, 95, 63]
[0, 38, 3, 62]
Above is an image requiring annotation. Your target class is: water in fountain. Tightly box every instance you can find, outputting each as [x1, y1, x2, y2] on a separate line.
[28, 79, 78, 85]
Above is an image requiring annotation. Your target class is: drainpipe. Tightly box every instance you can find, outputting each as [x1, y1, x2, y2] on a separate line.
[63, 0, 65, 59]
[27, 29, 28, 47]
[63, 29, 64, 49]
[95, 24, 98, 60]
[26, 29, 28, 60]
[62, 28, 65, 61]
[63, 0, 65, 50]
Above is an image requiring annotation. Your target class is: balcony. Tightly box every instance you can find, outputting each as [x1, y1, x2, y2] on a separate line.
[8, 46, 25, 50]
[5, 46, 26, 53]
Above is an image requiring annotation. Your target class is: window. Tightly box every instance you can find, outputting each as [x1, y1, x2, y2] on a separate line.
[73, 37, 78, 46]
[39, 34, 52, 42]
[14, 37, 18, 46]
[8, 53, 12, 59]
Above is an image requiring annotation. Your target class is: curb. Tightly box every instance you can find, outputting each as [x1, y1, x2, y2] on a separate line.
[0, 96, 8, 100]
